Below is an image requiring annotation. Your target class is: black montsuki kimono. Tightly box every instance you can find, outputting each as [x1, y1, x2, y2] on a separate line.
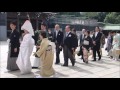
[7, 29, 20, 71]
[9, 30, 20, 57]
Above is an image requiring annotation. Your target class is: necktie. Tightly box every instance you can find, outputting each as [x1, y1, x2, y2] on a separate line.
[56, 31, 58, 37]
[66, 32, 68, 37]
[82, 34, 84, 39]
[95, 32, 97, 37]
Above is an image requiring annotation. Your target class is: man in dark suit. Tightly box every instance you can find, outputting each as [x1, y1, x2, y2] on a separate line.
[72, 28, 78, 60]
[48, 28, 53, 42]
[78, 29, 86, 61]
[92, 26, 102, 61]
[72, 28, 78, 49]
[62, 25, 76, 66]
[53, 24, 63, 64]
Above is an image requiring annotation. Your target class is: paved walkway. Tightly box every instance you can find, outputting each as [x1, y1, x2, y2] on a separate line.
[0, 41, 120, 78]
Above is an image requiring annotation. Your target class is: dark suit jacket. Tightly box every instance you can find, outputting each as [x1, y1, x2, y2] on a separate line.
[79, 34, 85, 46]
[73, 34, 78, 48]
[9, 30, 20, 57]
[48, 32, 53, 42]
[33, 30, 40, 45]
[53, 30, 63, 46]
[63, 32, 76, 52]
[92, 32, 102, 47]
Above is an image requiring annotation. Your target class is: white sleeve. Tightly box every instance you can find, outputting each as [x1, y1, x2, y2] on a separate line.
[21, 34, 31, 47]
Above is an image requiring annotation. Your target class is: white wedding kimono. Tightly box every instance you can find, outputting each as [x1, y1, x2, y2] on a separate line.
[109, 34, 120, 60]
[16, 34, 35, 74]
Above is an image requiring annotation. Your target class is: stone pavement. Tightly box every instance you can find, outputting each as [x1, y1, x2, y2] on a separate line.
[0, 41, 120, 78]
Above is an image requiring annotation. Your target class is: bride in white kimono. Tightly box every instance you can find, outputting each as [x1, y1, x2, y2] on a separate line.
[16, 20, 35, 74]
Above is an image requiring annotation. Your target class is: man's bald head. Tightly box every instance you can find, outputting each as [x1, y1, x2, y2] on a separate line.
[82, 29, 86, 34]
[55, 24, 60, 31]
[65, 25, 71, 32]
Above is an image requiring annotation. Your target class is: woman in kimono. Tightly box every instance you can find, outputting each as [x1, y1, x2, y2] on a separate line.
[82, 30, 93, 64]
[109, 32, 120, 61]
[7, 21, 20, 71]
[35, 31, 55, 78]
[16, 20, 35, 74]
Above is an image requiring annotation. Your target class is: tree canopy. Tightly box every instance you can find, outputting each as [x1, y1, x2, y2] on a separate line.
[55, 12, 120, 24]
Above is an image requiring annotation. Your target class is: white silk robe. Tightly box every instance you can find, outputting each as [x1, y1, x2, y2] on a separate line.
[16, 34, 35, 74]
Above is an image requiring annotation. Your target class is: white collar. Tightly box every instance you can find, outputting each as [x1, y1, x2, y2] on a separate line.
[95, 32, 98, 34]
[42, 29, 46, 31]
[67, 31, 70, 34]
[56, 30, 59, 32]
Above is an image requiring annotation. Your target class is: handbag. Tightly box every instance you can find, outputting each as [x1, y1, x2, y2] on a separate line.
[83, 40, 89, 45]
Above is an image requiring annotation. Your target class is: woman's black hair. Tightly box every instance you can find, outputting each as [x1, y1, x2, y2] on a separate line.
[86, 30, 90, 35]
[96, 26, 100, 29]
[10, 21, 17, 26]
[72, 28, 76, 32]
[41, 22, 47, 27]
[40, 31, 47, 38]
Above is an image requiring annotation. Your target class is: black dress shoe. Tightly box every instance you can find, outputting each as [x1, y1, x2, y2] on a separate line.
[83, 59, 85, 62]
[32, 67, 38, 69]
[62, 64, 68, 67]
[110, 56, 113, 59]
[85, 61, 88, 64]
[55, 62, 60, 64]
[92, 60, 96, 61]
[98, 57, 101, 60]
[72, 62, 75, 66]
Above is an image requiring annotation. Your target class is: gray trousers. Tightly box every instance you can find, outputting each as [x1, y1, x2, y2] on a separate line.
[63, 45, 75, 65]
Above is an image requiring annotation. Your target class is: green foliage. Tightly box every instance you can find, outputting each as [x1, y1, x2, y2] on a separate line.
[104, 12, 120, 24]
[54, 12, 120, 24]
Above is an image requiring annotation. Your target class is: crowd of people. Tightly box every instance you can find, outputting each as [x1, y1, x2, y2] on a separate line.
[6, 19, 120, 78]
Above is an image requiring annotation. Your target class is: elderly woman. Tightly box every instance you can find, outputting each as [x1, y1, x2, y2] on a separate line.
[35, 31, 55, 78]
[16, 20, 35, 74]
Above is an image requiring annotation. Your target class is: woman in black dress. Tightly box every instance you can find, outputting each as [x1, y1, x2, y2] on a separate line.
[7, 21, 20, 71]
[82, 30, 93, 64]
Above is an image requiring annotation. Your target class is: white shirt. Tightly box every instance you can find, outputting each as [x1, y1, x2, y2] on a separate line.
[43, 29, 46, 31]
[66, 31, 70, 37]
[11, 30, 14, 33]
[56, 30, 59, 37]
[95, 32, 98, 37]
[82, 34, 85, 39]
